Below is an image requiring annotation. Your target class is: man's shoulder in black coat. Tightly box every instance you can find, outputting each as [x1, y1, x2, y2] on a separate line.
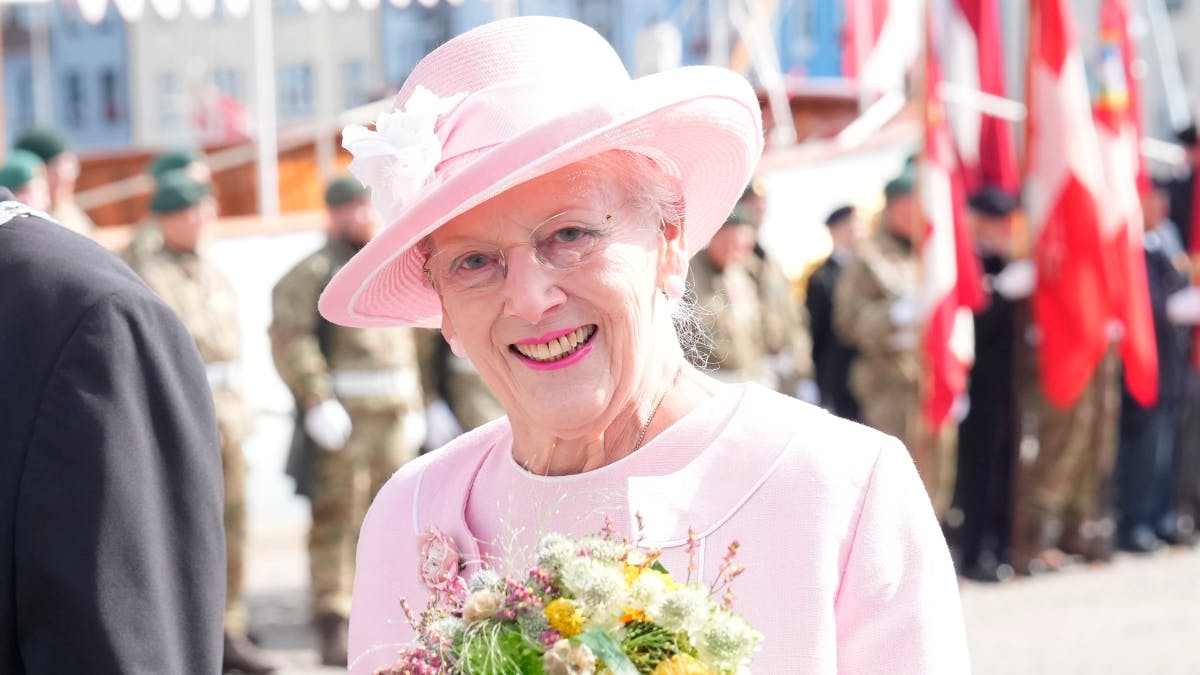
[0, 193, 225, 674]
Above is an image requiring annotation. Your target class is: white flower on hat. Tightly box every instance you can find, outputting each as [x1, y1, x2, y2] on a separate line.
[341, 86, 465, 224]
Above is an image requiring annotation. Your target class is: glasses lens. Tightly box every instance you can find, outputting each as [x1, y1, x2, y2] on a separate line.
[432, 245, 504, 293]
[533, 217, 609, 269]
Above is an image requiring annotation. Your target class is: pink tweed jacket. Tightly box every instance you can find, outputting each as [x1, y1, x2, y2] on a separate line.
[348, 383, 970, 673]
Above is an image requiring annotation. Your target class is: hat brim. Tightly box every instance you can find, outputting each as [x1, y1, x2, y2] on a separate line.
[318, 66, 763, 328]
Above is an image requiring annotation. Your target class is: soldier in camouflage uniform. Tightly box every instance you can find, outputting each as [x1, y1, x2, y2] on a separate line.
[688, 198, 772, 385]
[416, 329, 504, 447]
[126, 149, 214, 267]
[121, 172, 276, 674]
[269, 176, 425, 666]
[14, 127, 96, 237]
[738, 182, 816, 399]
[833, 170, 957, 517]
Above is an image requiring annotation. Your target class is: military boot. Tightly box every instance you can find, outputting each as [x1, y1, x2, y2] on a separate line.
[223, 632, 278, 674]
[314, 611, 349, 667]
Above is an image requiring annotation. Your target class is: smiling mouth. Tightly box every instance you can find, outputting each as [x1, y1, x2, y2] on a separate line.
[510, 325, 597, 363]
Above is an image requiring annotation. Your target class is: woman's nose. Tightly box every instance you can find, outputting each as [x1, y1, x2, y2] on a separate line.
[500, 247, 566, 323]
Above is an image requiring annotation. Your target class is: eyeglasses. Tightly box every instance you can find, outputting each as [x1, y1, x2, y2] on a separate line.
[423, 208, 654, 296]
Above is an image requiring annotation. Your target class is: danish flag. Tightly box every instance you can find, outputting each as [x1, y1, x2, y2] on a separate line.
[1026, 0, 1115, 408]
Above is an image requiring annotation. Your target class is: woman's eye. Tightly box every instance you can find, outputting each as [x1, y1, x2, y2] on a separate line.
[455, 252, 494, 273]
[551, 225, 593, 244]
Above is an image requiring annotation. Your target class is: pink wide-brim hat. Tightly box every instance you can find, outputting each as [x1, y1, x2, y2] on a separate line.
[319, 16, 764, 329]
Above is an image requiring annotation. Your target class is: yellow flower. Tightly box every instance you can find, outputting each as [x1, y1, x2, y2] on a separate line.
[544, 598, 585, 638]
[624, 564, 643, 587]
[624, 564, 679, 591]
[651, 654, 716, 675]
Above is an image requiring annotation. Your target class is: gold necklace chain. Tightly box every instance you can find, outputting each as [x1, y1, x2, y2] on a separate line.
[633, 364, 683, 451]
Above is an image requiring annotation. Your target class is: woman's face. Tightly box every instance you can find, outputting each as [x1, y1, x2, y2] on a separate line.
[432, 159, 685, 438]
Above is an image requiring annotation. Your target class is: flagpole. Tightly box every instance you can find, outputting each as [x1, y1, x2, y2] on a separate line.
[915, 0, 932, 485]
[1008, 0, 1039, 575]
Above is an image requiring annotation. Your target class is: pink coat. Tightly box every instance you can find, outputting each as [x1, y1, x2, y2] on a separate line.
[348, 383, 970, 673]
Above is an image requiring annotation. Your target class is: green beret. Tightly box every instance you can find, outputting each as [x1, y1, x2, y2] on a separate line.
[0, 149, 45, 190]
[324, 175, 369, 207]
[14, 127, 68, 163]
[148, 148, 198, 182]
[724, 201, 757, 226]
[884, 169, 915, 199]
[150, 170, 210, 214]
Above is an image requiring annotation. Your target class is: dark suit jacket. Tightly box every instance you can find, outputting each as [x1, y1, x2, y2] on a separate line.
[805, 254, 860, 421]
[0, 192, 225, 673]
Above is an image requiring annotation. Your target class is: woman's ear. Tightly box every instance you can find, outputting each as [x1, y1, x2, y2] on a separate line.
[658, 219, 689, 285]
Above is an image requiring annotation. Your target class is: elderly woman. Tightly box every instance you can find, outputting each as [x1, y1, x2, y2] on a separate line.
[320, 17, 968, 674]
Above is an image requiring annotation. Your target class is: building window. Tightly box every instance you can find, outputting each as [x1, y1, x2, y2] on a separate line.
[274, 0, 303, 15]
[342, 60, 367, 109]
[278, 63, 314, 118]
[14, 70, 34, 133]
[576, 0, 615, 44]
[64, 71, 85, 128]
[158, 71, 181, 131]
[213, 68, 243, 101]
[100, 69, 122, 125]
[419, 6, 454, 59]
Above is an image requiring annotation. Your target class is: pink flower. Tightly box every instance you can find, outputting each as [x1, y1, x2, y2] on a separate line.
[417, 526, 461, 593]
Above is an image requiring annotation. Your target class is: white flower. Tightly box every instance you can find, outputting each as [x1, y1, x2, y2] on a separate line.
[542, 639, 597, 675]
[461, 589, 503, 622]
[648, 586, 710, 634]
[341, 85, 465, 224]
[694, 608, 763, 673]
[537, 534, 578, 575]
[426, 616, 466, 642]
[559, 557, 626, 616]
[626, 571, 670, 613]
[466, 569, 504, 594]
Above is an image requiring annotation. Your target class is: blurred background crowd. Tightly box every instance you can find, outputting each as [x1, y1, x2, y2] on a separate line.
[4, 0, 1200, 672]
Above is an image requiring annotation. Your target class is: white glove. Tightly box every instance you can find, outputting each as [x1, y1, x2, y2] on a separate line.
[794, 378, 821, 405]
[403, 408, 428, 450]
[1167, 287, 1200, 325]
[424, 399, 464, 450]
[304, 399, 353, 451]
[889, 296, 921, 328]
[993, 260, 1037, 300]
[951, 393, 971, 423]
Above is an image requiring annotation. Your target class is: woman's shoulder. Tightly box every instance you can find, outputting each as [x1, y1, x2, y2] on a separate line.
[738, 383, 906, 486]
[369, 417, 511, 527]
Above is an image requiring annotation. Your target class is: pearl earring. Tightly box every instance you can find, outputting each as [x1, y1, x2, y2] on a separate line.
[662, 274, 685, 301]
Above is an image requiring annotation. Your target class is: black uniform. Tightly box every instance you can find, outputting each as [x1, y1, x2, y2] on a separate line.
[952, 252, 1022, 578]
[805, 253, 861, 421]
[0, 192, 225, 673]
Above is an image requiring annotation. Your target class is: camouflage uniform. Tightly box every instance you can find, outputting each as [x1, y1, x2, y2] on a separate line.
[833, 229, 957, 515]
[1015, 344, 1121, 564]
[123, 239, 253, 635]
[748, 251, 815, 395]
[416, 329, 504, 434]
[688, 251, 771, 385]
[269, 237, 424, 620]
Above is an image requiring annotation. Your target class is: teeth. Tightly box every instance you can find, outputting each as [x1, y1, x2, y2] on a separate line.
[514, 325, 595, 362]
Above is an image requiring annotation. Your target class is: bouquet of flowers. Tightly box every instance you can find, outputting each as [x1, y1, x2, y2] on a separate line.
[382, 519, 762, 674]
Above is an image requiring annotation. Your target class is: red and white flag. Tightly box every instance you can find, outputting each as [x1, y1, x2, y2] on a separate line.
[842, 0, 920, 95]
[920, 1, 986, 429]
[1093, 0, 1158, 406]
[1026, 0, 1114, 409]
[940, 0, 1020, 194]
